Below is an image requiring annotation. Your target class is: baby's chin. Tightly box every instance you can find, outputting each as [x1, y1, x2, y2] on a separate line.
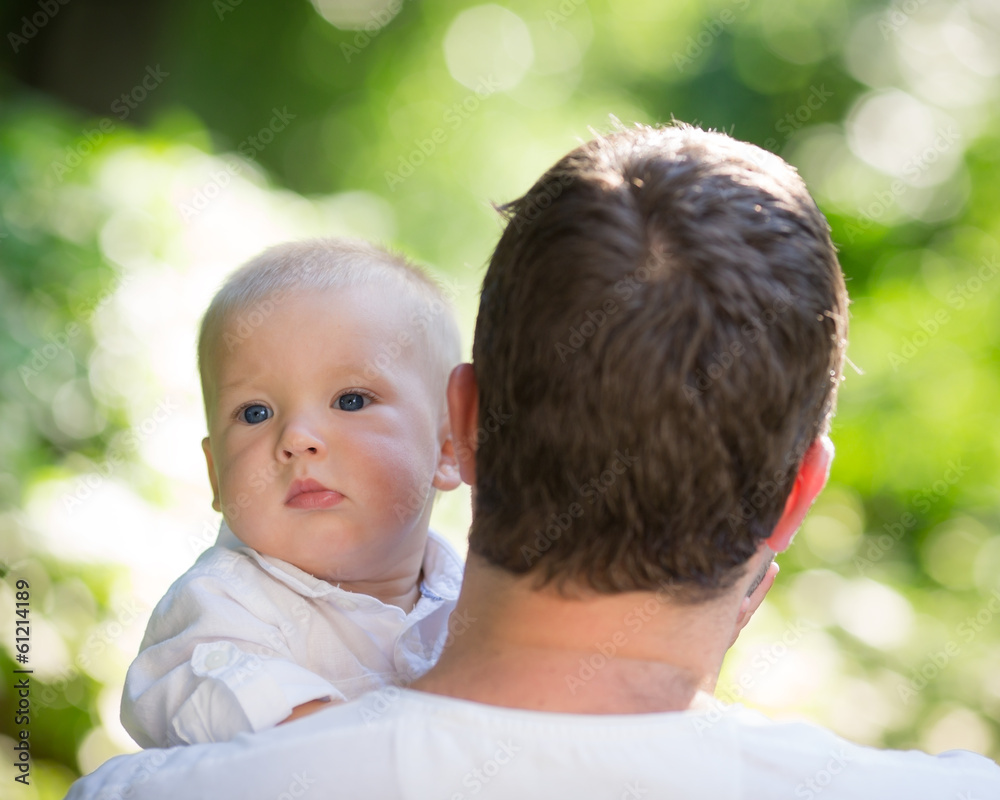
[245, 539, 388, 582]
[232, 519, 430, 583]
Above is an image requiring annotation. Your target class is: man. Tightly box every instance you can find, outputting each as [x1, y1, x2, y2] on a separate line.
[67, 124, 1000, 799]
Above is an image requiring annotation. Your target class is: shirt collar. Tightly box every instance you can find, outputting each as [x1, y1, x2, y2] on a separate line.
[214, 520, 464, 606]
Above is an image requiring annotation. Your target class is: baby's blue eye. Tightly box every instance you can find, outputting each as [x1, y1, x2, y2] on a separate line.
[241, 404, 272, 424]
[338, 393, 367, 412]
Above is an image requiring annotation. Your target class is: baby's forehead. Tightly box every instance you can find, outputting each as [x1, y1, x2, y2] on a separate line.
[205, 282, 456, 390]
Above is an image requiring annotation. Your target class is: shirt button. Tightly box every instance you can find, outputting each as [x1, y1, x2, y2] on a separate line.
[204, 650, 228, 670]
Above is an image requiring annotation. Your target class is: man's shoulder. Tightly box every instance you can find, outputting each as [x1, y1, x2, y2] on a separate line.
[367, 694, 1000, 798]
[305, 695, 1000, 798]
[66, 693, 1000, 800]
[716, 705, 1000, 798]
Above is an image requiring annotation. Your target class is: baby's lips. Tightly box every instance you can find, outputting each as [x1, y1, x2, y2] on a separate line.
[284, 477, 334, 503]
[284, 477, 344, 509]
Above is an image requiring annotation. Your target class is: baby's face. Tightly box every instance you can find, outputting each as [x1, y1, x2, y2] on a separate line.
[201, 286, 457, 586]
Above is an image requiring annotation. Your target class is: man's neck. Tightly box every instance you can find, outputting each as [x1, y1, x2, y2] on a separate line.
[412, 556, 743, 713]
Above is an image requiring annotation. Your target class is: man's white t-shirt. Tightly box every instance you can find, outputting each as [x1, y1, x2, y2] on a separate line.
[73, 690, 999, 799]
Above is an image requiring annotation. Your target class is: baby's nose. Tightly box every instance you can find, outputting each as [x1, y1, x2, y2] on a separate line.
[276, 422, 326, 460]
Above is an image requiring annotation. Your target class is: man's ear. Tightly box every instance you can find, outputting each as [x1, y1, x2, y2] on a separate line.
[729, 559, 779, 648]
[446, 363, 479, 487]
[202, 437, 221, 513]
[765, 435, 834, 553]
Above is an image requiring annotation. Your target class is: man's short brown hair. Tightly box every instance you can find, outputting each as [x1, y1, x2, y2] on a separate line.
[468, 124, 848, 600]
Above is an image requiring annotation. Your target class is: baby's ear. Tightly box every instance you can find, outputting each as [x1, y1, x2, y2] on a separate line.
[202, 437, 222, 512]
[432, 430, 461, 492]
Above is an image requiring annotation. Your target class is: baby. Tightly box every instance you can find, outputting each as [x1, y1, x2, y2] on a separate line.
[121, 238, 464, 747]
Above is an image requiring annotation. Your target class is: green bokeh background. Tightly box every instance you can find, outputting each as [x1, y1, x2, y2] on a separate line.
[1, 0, 999, 795]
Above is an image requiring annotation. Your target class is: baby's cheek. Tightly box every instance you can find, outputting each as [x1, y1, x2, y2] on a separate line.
[368, 435, 437, 502]
[216, 466, 267, 534]
[216, 465, 243, 503]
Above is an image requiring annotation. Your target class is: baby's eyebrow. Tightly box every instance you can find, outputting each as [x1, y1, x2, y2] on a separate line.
[215, 375, 263, 395]
[214, 364, 395, 400]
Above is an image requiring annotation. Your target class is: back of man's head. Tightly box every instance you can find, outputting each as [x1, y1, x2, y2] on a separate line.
[468, 123, 848, 601]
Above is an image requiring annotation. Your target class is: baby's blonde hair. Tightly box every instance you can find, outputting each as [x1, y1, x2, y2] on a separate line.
[198, 238, 462, 419]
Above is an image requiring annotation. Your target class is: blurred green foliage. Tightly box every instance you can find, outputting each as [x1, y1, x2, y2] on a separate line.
[1, 0, 999, 788]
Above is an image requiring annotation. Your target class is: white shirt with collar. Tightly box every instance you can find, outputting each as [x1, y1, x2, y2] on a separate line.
[120, 521, 463, 748]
